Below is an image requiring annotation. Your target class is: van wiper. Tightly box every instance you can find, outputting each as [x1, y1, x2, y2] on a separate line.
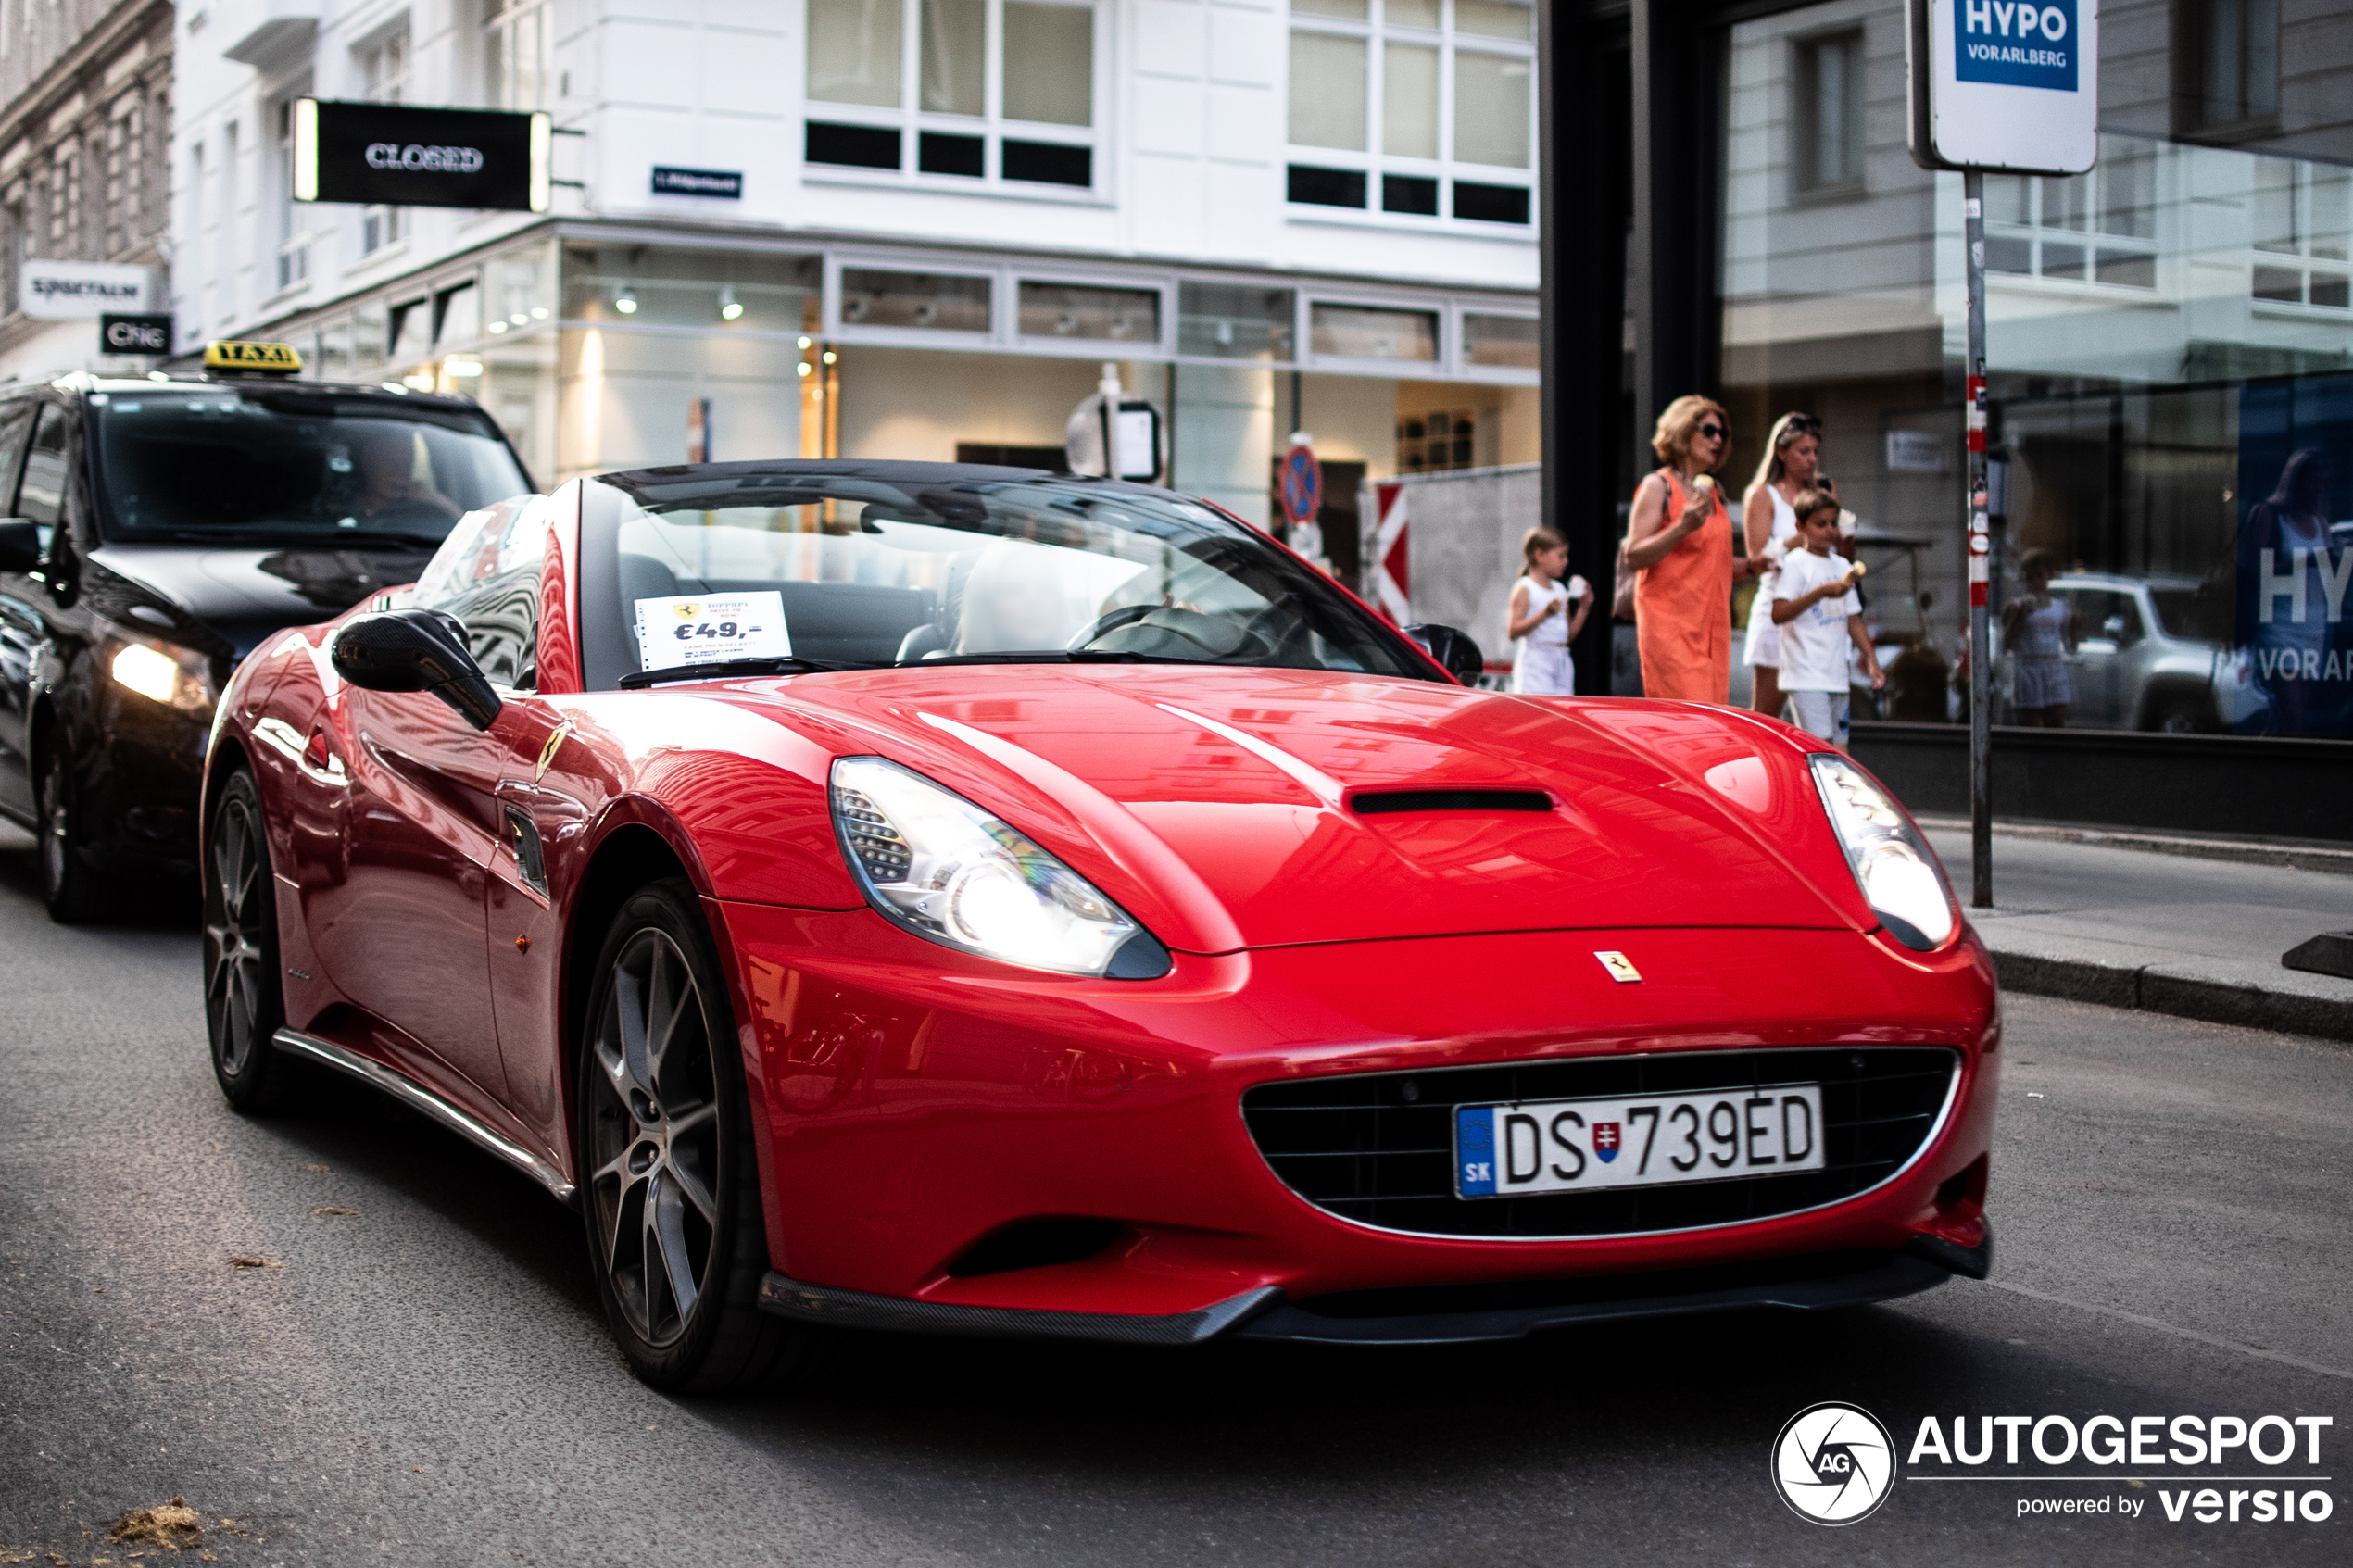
[620, 655, 867, 688]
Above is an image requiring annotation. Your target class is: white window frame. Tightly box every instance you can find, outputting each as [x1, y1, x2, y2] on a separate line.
[1283, 0, 1538, 236]
[801, 0, 1111, 204]
[484, 0, 554, 114]
[824, 250, 1004, 348]
[1982, 150, 2165, 299]
[1011, 268, 1176, 358]
[358, 19, 411, 257]
[1301, 288, 1452, 374]
[1447, 301, 1541, 383]
[2248, 158, 2352, 316]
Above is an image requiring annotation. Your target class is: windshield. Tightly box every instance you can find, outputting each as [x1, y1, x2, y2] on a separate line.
[583, 469, 1433, 689]
[87, 387, 532, 545]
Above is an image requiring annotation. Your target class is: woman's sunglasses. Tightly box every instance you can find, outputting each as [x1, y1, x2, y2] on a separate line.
[1695, 423, 1727, 441]
[1780, 414, 1823, 435]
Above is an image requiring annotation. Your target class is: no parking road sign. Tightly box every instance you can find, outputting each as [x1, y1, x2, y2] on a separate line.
[1280, 439, 1322, 531]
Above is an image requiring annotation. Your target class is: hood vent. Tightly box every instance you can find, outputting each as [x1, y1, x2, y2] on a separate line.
[1352, 789, 1553, 816]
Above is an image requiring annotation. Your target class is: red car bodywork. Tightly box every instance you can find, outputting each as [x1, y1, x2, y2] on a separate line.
[209, 478, 1997, 1338]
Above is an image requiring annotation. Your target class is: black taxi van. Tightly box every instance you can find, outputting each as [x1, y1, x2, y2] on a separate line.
[0, 342, 534, 920]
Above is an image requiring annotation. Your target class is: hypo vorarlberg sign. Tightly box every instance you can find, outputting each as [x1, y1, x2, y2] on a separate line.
[293, 100, 550, 212]
[1907, 0, 2097, 175]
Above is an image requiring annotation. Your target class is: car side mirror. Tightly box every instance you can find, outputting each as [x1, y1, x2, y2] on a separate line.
[331, 608, 503, 731]
[0, 519, 38, 572]
[2103, 614, 2132, 644]
[1403, 621, 1486, 685]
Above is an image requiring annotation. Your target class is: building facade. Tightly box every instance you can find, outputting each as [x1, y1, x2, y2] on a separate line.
[0, 0, 176, 385]
[160, 0, 1543, 571]
[1546, 0, 2353, 742]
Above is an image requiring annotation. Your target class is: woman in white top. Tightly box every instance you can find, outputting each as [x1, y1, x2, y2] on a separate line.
[1740, 412, 1825, 718]
[1505, 527, 1591, 696]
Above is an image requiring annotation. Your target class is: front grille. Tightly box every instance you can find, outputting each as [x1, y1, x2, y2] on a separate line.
[1240, 1047, 1959, 1238]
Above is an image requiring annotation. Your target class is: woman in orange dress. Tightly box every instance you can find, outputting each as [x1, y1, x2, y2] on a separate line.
[1625, 395, 1767, 703]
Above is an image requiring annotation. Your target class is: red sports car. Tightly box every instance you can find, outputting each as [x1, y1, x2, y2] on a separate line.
[202, 461, 1996, 1391]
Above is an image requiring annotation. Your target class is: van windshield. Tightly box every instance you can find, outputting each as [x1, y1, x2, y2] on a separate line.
[87, 387, 532, 545]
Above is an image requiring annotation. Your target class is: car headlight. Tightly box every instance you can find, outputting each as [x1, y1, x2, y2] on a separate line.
[109, 637, 216, 714]
[830, 756, 1171, 979]
[1808, 754, 1956, 951]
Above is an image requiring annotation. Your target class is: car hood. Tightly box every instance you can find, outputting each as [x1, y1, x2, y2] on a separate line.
[742, 665, 1866, 953]
[88, 544, 436, 659]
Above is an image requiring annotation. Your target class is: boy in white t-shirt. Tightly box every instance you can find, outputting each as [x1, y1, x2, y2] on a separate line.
[1770, 488, 1883, 749]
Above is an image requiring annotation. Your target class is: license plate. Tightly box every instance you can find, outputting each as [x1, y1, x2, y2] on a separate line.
[1454, 1084, 1825, 1198]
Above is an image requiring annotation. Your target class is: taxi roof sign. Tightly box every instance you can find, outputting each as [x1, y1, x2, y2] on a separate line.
[203, 339, 304, 374]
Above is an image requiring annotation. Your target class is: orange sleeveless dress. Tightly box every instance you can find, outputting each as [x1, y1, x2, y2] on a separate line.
[1633, 468, 1734, 703]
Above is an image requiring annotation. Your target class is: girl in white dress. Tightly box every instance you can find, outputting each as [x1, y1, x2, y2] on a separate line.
[1506, 528, 1591, 695]
[1740, 412, 1824, 718]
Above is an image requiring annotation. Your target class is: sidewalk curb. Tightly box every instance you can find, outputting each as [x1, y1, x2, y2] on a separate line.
[1917, 815, 2353, 876]
[1990, 948, 2353, 1045]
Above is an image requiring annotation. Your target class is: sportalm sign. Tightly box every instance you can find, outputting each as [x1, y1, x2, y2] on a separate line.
[1907, 0, 2098, 174]
[293, 100, 551, 212]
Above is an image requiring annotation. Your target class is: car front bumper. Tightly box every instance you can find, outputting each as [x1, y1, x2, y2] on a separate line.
[718, 903, 2000, 1334]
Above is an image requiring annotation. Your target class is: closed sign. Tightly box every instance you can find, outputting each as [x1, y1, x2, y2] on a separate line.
[294, 99, 550, 213]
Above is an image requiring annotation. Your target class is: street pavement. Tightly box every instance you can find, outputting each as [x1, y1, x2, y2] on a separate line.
[1, 825, 2348, 1567]
[1924, 823, 2353, 1040]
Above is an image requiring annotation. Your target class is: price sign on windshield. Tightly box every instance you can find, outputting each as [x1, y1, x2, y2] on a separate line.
[633, 591, 792, 671]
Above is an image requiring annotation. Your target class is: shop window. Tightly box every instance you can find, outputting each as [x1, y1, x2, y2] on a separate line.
[1982, 140, 2159, 291]
[484, 0, 552, 112]
[806, 0, 1100, 193]
[1286, 0, 1533, 226]
[1794, 31, 1864, 195]
[1017, 282, 1159, 344]
[1310, 302, 1438, 362]
[2182, 0, 2279, 134]
[1463, 311, 1538, 370]
[1397, 408, 1475, 473]
[1177, 283, 1296, 360]
[358, 23, 409, 255]
[839, 268, 992, 332]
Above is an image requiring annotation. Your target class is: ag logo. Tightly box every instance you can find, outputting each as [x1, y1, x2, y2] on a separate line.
[1771, 1402, 1894, 1524]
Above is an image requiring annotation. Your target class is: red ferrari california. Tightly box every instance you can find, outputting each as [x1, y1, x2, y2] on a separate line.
[202, 460, 1996, 1390]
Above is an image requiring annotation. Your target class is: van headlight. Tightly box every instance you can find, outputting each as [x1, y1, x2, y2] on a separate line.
[1809, 755, 1956, 951]
[108, 636, 217, 714]
[830, 756, 1171, 979]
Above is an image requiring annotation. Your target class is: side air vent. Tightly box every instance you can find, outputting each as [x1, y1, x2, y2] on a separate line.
[1352, 789, 1553, 815]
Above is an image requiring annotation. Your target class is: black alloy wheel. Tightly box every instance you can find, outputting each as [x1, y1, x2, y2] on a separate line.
[577, 879, 835, 1391]
[38, 748, 107, 923]
[203, 769, 290, 1110]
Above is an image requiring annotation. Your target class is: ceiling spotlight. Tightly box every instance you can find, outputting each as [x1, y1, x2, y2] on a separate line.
[797, 362, 812, 377]
[822, 350, 837, 364]
[719, 285, 743, 321]
[510, 312, 529, 326]
[531, 306, 549, 319]
[613, 286, 637, 315]
[798, 335, 812, 349]
[487, 320, 509, 333]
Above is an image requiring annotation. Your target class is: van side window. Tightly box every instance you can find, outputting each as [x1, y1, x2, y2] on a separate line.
[14, 405, 70, 552]
[0, 402, 33, 516]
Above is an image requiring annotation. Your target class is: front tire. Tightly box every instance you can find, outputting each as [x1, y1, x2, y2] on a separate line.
[577, 879, 833, 1392]
[204, 770, 290, 1111]
[38, 748, 108, 923]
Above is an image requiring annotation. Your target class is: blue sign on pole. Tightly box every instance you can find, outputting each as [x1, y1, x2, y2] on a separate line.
[1281, 444, 1322, 530]
[1953, 0, 2076, 92]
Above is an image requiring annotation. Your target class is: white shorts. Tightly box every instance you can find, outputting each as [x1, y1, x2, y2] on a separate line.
[1787, 689, 1850, 746]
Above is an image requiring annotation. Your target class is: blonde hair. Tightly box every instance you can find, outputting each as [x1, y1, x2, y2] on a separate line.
[1746, 411, 1818, 494]
[1651, 395, 1730, 469]
[1520, 527, 1567, 569]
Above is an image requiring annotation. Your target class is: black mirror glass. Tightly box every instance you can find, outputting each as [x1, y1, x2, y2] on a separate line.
[1403, 622, 1486, 685]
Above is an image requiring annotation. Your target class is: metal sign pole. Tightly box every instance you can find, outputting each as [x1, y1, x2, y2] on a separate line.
[1964, 169, 1993, 909]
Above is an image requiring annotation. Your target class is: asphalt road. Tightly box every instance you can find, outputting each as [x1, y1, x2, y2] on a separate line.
[2, 828, 2347, 1567]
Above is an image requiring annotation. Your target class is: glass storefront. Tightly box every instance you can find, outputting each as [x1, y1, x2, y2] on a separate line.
[1720, 0, 2353, 736]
